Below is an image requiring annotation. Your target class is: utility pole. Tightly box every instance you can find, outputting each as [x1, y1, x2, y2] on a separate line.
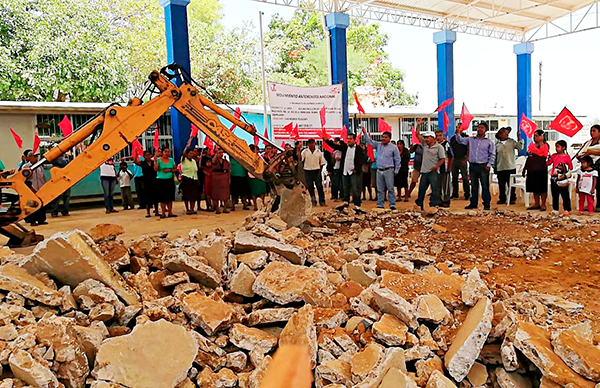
[539, 61, 543, 112]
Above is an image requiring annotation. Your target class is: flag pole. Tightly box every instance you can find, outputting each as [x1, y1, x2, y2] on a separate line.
[259, 11, 269, 142]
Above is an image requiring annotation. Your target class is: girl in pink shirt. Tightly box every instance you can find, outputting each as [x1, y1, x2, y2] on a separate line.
[547, 140, 573, 215]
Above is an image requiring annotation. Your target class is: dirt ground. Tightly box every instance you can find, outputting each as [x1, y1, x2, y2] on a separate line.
[8, 192, 600, 332]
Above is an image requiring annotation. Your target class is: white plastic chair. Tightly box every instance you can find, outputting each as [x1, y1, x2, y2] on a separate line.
[511, 156, 528, 207]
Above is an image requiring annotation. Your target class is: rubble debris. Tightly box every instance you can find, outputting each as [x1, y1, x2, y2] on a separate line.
[88, 223, 125, 243]
[233, 231, 306, 265]
[162, 250, 221, 288]
[182, 292, 238, 335]
[279, 305, 317, 369]
[551, 327, 600, 381]
[229, 324, 278, 354]
[9, 349, 59, 387]
[92, 320, 196, 388]
[416, 294, 451, 324]
[0, 264, 62, 306]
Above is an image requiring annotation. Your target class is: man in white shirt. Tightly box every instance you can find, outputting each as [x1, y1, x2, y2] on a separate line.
[301, 139, 327, 206]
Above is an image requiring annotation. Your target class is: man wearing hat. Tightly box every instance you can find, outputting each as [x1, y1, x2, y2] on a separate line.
[22, 152, 48, 226]
[494, 126, 523, 205]
[415, 128, 446, 210]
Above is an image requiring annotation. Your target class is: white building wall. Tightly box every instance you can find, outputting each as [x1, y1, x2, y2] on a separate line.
[0, 113, 36, 168]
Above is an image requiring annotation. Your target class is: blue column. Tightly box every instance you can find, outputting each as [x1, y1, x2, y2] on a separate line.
[514, 42, 534, 155]
[433, 30, 456, 137]
[325, 13, 350, 134]
[160, 0, 191, 161]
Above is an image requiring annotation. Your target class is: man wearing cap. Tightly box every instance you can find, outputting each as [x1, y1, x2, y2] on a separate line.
[495, 127, 523, 205]
[362, 127, 401, 210]
[22, 152, 48, 226]
[414, 127, 446, 210]
[454, 122, 496, 210]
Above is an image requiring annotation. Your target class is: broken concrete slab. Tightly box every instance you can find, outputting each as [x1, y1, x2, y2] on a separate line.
[372, 314, 408, 346]
[315, 359, 352, 387]
[24, 230, 140, 305]
[492, 368, 533, 388]
[343, 262, 377, 287]
[379, 368, 418, 388]
[233, 250, 268, 270]
[246, 308, 296, 326]
[162, 250, 221, 288]
[88, 223, 124, 243]
[194, 235, 231, 276]
[229, 324, 278, 354]
[0, 264, 62, 306]
[228, 263, 256, 298]
[279, 305, 317, 369]
[444, 297, 493, 382]
[9, 350, 59, 388]
[551, 327, 600, 381]
[182, 292, 237, 335]
[372, 286, 418, 330]
[93, 320, 197, 388]
[351, 343, 384, 384]
[510, 321, 595, 388]
[461, 268, 491, 306]
[352, 348, 406, 388]
[425, 370, 457, 388]
[416, 294, 451, 324]
[252, 261, 332, 305]
[234, 231, 306, 265]
[381, 270, 465, 305]
[466, 362, 488, 387]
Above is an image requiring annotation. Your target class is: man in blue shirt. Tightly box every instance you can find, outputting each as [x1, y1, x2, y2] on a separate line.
[362, 127, 401, 209]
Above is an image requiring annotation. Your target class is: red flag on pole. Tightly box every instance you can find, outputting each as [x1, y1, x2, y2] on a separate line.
[291, 124, 300, 141]
[549, 107, 583, 137]
[378, 118, 392, 133]
[319, 105, 326, 128]
[356, 130, 362, 142]
[229, 108, 242, 131]
[153, 124, 159, 151]
[190, 124, 199, 138]
[443, 111, 449, 135]
[435, 98, 454, 113]
[411, 125, 421, 145]
[322, 141, 334, 153]
[320, 127, 332, 140]
[280, 141, 286, 149]
[520, 113, 538, 139]
[263, 127, 269, 140]
[459, 103, 474, 131]
[203, 136, 214, 153]
[33, 132, 41, 154]
[132, 139, 143, 157]
[9, 128, 23, 148]
[58, 115, 73, 137]
[367, 144, 375, 162]
[354, 92, 366, 115]
[341, 125, 348, 142]
[283, 122, 294, 136]
[254, 135, 260, 147]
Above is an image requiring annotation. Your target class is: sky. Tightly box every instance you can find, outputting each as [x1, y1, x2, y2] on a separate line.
[219, 0, 600, 124]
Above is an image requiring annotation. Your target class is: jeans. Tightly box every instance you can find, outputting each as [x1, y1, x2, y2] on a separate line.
[451, 158, 470, 198]
[469, 163, 491, 207]
[438, 171, 451, 206]
[50, 189, 71, 216]
[101, 177, 117, 211]
[416, 171, 440, 209]
[120, 186, 134, 209]
[551, 180, 571, 212]
[332, 169, 343, 199]
[376, 169, 396, 208]
[134, 177, 145, 207]
[304, 169, 325, 205]
[343, 173, 361, 206]
[496, 169, 517, 203]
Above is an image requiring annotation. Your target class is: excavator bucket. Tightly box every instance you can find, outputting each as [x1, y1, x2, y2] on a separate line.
[273, 180, 312, 228]
[0, 223, 44, 248]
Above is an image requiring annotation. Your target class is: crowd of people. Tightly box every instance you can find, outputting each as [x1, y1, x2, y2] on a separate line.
[5, 123, 600, 225]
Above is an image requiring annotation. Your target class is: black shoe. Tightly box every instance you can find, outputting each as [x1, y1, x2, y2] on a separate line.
[465, 205, 477, 210]
[439, 204, 450, 208]
[497, 200, 506, 205]
[451, 195, 459, 199]
[390, 206, 396, 210]
[483, 206, 491, 210]
[464, 196, 471, 201]
[510, 200, 517, 205]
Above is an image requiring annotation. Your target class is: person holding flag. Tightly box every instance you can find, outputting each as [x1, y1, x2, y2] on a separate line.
[522, 130, 549, 211]
[450, 122, 471, 201]
[435, 130, 453, 208]
[454, 122, 496, 210]
[362, 126, 401, 210]
[323, 132, 365, 207]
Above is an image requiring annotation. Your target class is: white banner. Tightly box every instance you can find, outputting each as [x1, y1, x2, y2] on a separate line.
[268, 82, 343, 140]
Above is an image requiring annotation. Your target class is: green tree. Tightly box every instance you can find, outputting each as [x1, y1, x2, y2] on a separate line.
[265, 9, 415, 107]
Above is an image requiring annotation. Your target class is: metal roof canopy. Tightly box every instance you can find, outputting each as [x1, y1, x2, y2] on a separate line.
[252, 0, 600, 41]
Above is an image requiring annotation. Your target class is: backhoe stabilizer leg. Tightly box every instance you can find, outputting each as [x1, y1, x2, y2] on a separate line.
[273, 181, 312, 227]
[0, 224, 44, 248]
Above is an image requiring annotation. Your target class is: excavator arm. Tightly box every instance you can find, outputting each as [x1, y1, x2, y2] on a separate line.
[0, 66, 309, 246]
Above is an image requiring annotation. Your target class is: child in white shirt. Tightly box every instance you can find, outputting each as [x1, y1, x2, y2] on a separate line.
[118, 161, 134, 210]
[576, 156, 598, 215]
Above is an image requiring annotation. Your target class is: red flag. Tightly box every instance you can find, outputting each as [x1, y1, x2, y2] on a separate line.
[356, 130, 362, 142]
[9, 128, 23, 148]
[281, 141, 286, 149]
[443, 111, 449, 135]
[291, 124, 300, 141]
[132, 139, 143, 157]
[435, 98, 454, 113]
[460, 103, 474, 131]
[190, 124, 199, 138]
[520, 113, 538, 139]
[411, 125, 421, 145]
[58, 115, 73, 137]
[319, 105, 326, 128]
[320, 128, 332, 140]
[254, 135, 259, 147]
[229, 108, 242, 131]
[354, 92, 366, 115]
[33, 132, 41, 154]
[322, 141, 334, 153]
[203, 135, 214, 153]
[341, 125, 348, 142]
[367, 144, 375, 162]
[283, 122, 294, 136]
[153, 124, 159, 151]
[263, 127, 269, 140]
[378, 118, 392, 133]
[549, 107, 583, 137]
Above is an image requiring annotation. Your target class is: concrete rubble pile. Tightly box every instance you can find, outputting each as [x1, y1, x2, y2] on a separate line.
[0, 210, 597, 388]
